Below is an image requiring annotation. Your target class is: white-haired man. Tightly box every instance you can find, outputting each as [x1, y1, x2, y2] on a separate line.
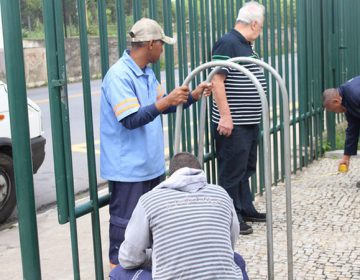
[211, 1, 267, 235]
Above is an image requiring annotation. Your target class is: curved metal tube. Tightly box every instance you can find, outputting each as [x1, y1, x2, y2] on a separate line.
[174, 60, 274, 278]
[227, 57, 293, 280]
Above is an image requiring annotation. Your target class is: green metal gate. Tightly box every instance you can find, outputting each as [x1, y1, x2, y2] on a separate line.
[1, 0, 360, 279]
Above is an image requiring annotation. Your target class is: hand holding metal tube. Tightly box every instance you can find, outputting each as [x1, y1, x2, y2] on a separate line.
[155, 86, 189, 111]
[191, 82, 212, 100]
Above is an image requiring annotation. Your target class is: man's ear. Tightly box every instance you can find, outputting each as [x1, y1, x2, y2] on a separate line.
[250, 21, 257, 30]
[148, 40, 154, 49]
[335, 95, 342, 103]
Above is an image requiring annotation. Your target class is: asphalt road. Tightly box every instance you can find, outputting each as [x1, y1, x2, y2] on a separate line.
[28, 79, 104, 209]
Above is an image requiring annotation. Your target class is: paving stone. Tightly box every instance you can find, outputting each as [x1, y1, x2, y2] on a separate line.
[235, 158, 360, 279]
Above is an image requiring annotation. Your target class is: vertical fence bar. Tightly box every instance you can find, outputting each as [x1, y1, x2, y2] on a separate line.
[304, 0, 311, 165]
[149, 0, 161, 80]
[97, 0, 109, 78]
[180, 0, 191, 152]
[54, 0, 81, 277]
[269, 0, 278, 182]
[297, 0, 306, 170]
[216, 0, 222, 40]
[76, 0, 104, 278]
[188, 0, 198, 155]
[42, 0, 69, 225]
[210, 0, 216, 44]
[290, 0, 297, 172]
[283, 0, 290, 166]
[116, 0, 127, 57]
[1, 1, 42, 279]
[259, 0, 269, 193]
[163, 0, 176, 158]
[205, 0, 217, 183]
[276, 0, 284, 181]
[133, 0, 142, 21]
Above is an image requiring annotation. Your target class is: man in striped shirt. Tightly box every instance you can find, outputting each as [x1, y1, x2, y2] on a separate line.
[211, 1, 267, 235]
[110, 152, 249, 280]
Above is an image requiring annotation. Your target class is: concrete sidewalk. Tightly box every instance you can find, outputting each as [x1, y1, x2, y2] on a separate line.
[0, 156, 359, 279]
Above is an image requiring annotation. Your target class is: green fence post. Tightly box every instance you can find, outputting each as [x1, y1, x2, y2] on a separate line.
[77, 0, 104, 278]
[42, 0, 81, 278]
[163, 0, 176, 158]
[116, 0, 127, 57]
[98, 0, 109, 78]
[1, 0, 42, 279]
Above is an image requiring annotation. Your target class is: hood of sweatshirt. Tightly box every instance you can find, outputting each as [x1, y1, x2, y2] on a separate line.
[155, 167, 207, 193]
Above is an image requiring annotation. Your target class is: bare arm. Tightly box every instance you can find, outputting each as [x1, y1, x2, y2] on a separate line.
[212, 73, 233, 137]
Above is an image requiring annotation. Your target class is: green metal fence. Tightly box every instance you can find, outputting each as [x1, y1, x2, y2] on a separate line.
[1, 0, 360, 279]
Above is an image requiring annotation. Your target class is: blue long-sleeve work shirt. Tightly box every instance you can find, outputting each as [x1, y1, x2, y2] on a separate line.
[339, 75, 360, 156]
[120, 94, 195, 129]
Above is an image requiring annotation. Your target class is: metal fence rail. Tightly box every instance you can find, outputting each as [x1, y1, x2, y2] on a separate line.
[2, 0, 360, 279]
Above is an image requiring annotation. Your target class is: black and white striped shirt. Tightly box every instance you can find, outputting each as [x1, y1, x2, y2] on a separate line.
[212, 29, 267, 125]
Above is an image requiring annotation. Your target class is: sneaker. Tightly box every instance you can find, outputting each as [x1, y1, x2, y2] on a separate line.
[242, 212, 266, 223]
[240, 222, 253, 235]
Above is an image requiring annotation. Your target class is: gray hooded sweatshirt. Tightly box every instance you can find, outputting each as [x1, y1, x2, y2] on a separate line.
[119, 167, 242, 279]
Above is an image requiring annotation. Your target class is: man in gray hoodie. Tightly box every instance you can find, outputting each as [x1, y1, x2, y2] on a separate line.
[110, 152, 249, 280]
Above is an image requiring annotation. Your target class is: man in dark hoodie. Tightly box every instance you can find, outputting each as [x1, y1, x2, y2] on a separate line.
[323, 75, 360, 171]
[110, 152, 249, 280]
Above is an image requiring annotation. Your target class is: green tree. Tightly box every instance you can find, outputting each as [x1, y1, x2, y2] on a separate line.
[20, 0, 42, 31]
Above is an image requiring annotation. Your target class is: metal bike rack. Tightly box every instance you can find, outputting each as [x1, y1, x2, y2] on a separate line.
[226, 57, 293, 280]
[174, 58, 293, 280]
[173, 60, 273, 277]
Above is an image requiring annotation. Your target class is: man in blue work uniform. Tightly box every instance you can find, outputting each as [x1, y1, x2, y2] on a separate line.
[323, 75, 360, 172]
[100, 17, 212, 268]
[211, 1, 267, 235]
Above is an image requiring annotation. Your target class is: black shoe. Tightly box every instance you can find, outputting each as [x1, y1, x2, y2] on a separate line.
[242, 212, 266, 223]
[240, 222, 253, 235]
[356, 181, 360, 188]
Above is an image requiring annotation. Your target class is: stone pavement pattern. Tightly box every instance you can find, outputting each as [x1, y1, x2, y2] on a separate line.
[0, 157, 359, 279]
[237, 157, 360, 279]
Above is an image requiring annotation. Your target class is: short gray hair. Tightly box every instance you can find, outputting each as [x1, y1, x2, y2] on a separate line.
[236, 1, 265, 24]
[169, 152, 202, 176]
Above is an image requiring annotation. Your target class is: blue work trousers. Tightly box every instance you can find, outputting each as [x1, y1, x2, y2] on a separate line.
[109, 252, 249, 280]
[109, 177, 162, 264]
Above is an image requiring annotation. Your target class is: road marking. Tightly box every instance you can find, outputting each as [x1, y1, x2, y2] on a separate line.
[72, 139, 172, 159]
[72, 139, 100, 155]
[32, 91, 100, 105]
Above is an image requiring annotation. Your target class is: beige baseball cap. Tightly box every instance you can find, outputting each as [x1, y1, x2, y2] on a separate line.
[129, 17, 176, 45]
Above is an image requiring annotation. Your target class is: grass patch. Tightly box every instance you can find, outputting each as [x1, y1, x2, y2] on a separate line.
[323, 121, 360, 152]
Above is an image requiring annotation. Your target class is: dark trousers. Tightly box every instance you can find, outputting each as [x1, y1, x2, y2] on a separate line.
[109, 252, 249, 280]
[214, 123, 259, 222]
[109, 177, 162, 264]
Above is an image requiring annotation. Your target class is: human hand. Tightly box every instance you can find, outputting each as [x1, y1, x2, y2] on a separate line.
[191, 82, 212, 100]
[166, 85, 190, 106]
[217, 115, 233, 137]
[338, 155, 350, 171]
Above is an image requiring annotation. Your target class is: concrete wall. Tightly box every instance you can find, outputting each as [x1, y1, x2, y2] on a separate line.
[3, 36, 185, 87]
[19, 37, 122, 88]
